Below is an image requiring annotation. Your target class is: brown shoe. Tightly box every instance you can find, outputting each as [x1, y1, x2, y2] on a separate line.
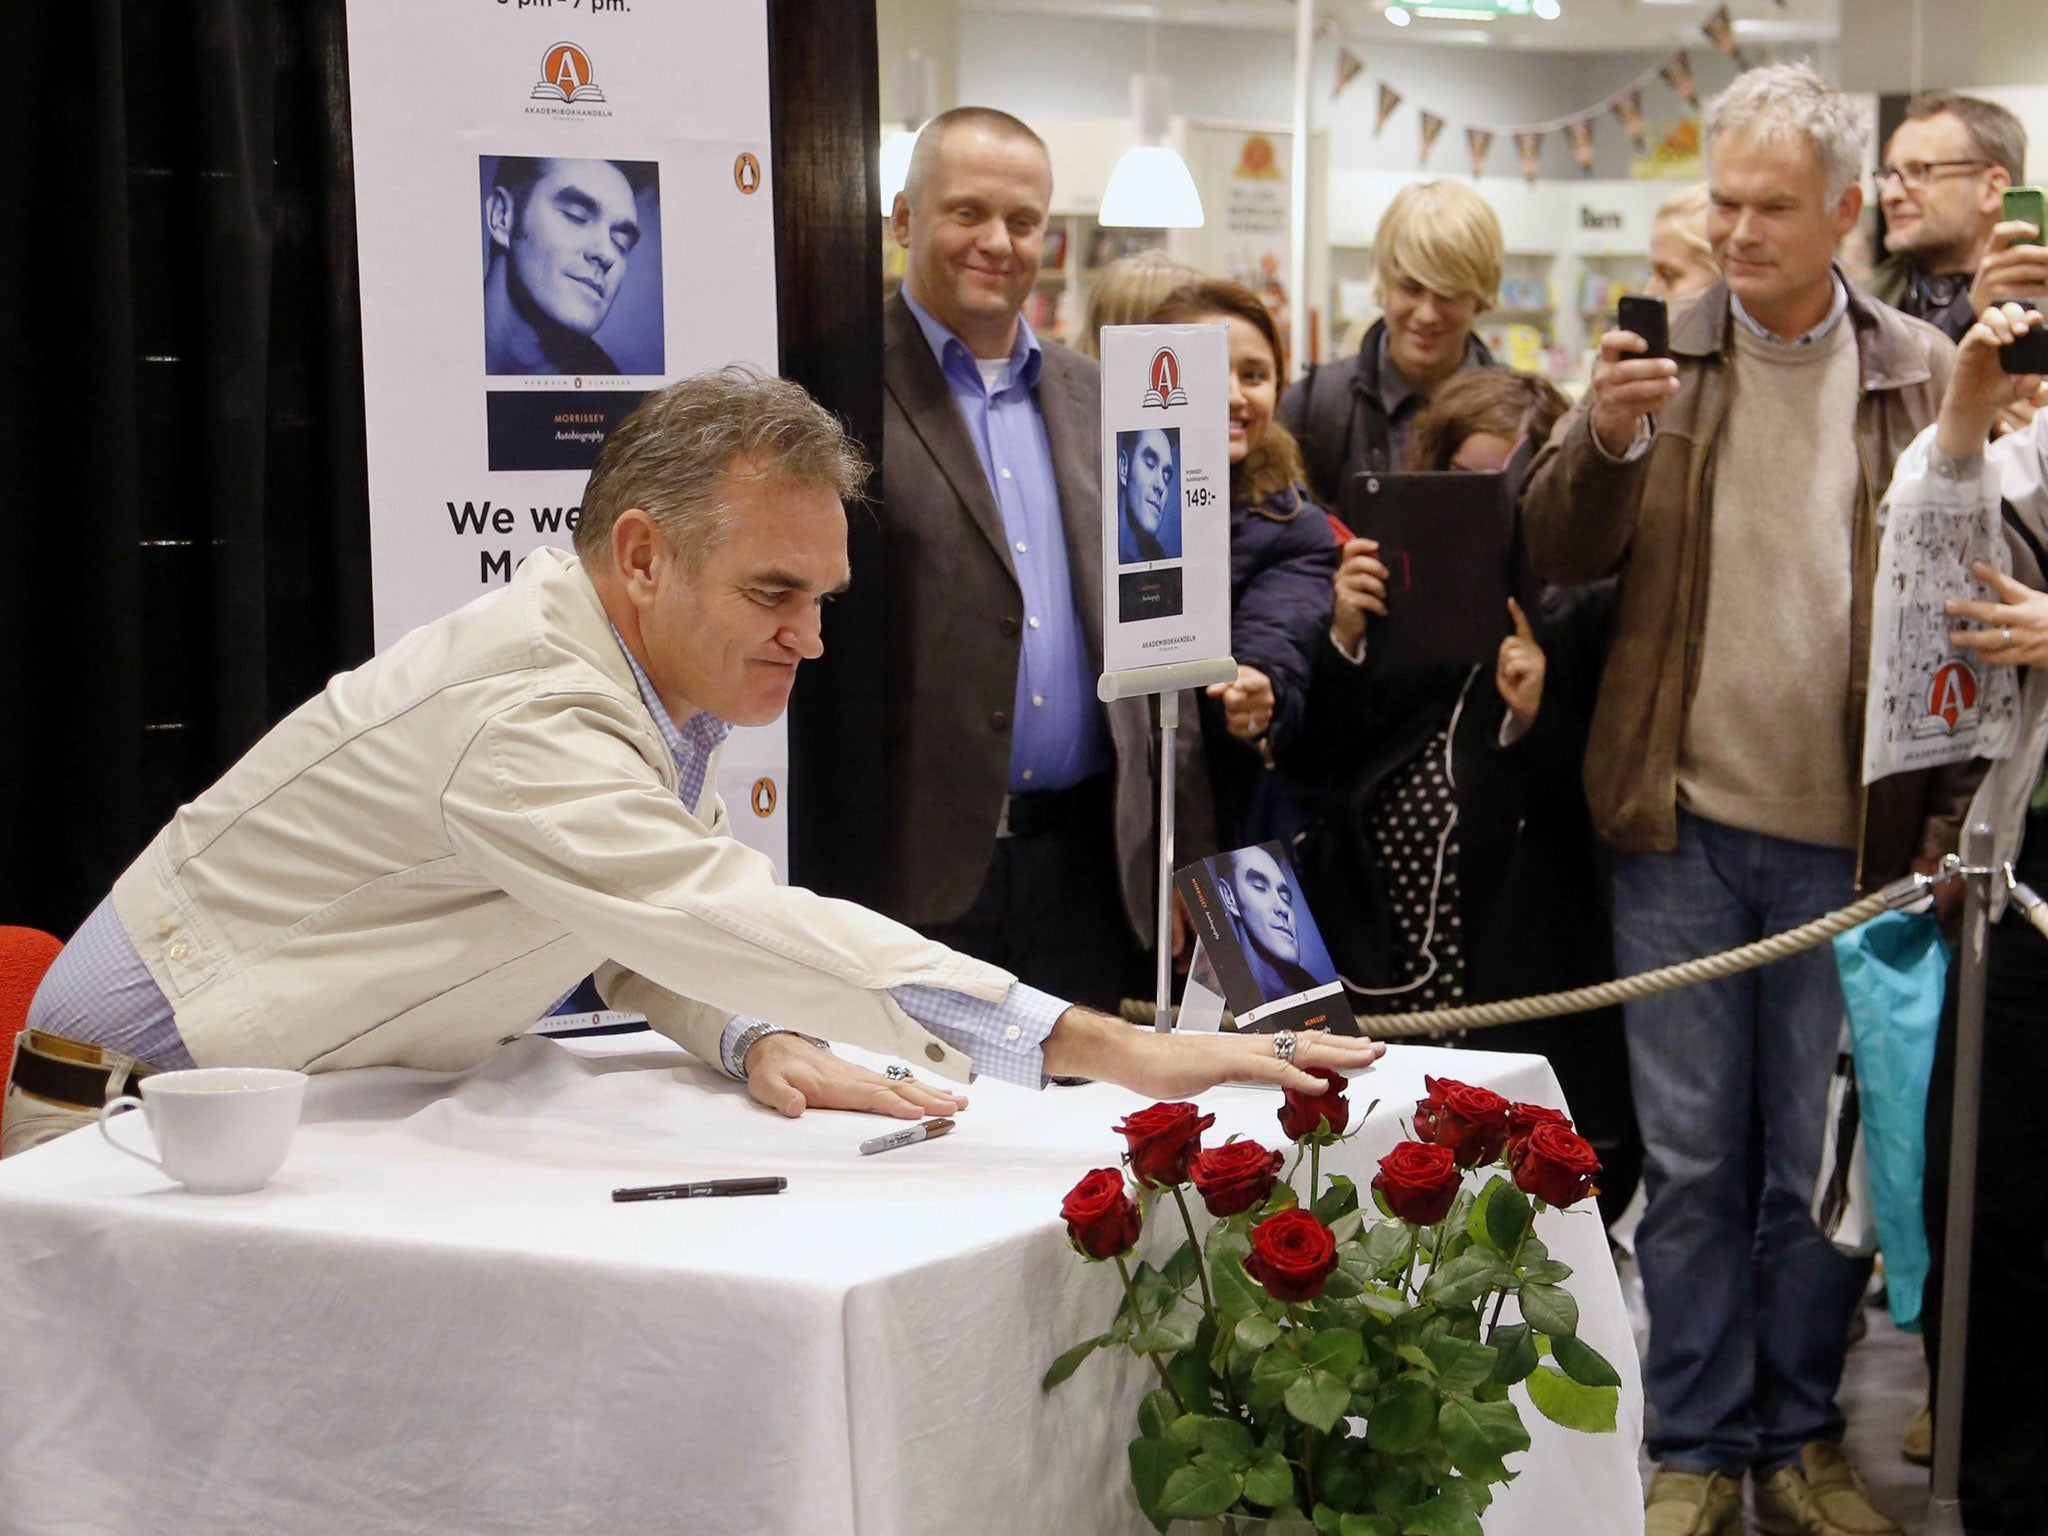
[1900, 1402, 1931, 1467]
[1753, 1441, 1904, 1536]
[1645, 1467, 1743, 1536]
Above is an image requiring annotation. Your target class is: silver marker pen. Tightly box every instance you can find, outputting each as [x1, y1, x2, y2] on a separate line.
[859, 1117, 956, 1156]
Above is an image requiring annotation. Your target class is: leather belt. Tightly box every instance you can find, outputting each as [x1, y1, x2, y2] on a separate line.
[998, 772, 1110, 840]
[8, 1031, 155, 1109]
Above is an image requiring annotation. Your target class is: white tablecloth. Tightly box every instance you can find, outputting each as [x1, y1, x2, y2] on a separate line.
[0, 1035, 1644, 1535]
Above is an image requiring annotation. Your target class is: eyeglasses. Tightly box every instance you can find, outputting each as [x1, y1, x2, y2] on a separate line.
[1873, 159, 1992, 191]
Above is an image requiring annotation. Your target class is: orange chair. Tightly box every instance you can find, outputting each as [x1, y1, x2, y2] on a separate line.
[0, 926, 65, 1141]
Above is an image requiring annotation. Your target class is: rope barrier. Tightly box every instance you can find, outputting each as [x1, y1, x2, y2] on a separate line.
[1122, 871, 1935, 1041]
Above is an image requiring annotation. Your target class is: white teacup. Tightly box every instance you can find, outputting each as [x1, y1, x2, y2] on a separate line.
[98, 1067, 307, 1194]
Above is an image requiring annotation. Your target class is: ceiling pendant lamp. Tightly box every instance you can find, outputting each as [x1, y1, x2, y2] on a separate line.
[1099, 73, 1205, 228]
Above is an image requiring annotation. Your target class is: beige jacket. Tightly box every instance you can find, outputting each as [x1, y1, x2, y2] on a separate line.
[109, 548, 1008, 1080]
[1522, 275, 1969, 888]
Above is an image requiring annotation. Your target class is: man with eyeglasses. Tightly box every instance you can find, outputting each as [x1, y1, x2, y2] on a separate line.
[1871, 92, 2038, 342]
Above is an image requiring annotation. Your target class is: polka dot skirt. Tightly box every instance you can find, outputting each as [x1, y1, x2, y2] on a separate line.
[1363, 723, 1467, 1014]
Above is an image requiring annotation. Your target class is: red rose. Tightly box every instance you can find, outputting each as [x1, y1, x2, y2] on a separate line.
[1371, 1140, 1463, 1227]
[1511, 1123, 1602, 1209]
[1060, 1168, 1143, 1259]
[1244, 1208, 1340, 1303]
[1414, 1075, 1512, 1168]
[1277, 1067, 1351, 1141]
[1188, 1139, 1285, 1217]
[1114, 1101, 1216, 1187]
[1505, 1102, 1572, 1160]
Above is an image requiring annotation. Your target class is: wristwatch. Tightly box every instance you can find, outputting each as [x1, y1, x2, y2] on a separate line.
[727, 1021, 831, 1080]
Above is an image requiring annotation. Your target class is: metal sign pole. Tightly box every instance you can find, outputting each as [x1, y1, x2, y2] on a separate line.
[1154, 693, 1178, 1033]
[1927, 820, 1993, 1536]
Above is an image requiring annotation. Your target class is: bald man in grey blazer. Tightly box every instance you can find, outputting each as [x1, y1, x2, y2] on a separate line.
[878, 106, 1154, 1010]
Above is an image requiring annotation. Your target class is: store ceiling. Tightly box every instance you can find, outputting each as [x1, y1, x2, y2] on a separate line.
[963, 0, 1839, 55]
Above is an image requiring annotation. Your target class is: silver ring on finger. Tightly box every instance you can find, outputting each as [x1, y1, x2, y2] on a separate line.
[2005, 626, 2016, 647]
[1272, 1030, 1298, 1064]
[885, 1064, 913, 1081]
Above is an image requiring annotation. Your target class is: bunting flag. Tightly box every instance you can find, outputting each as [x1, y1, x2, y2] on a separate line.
[1613, 88, 1648, 151]
[1565, 117, 1597, 176]
[1660, 50, 1700, 109]
[1467, 126, 1494, 179]
[1375, 80, 1403, 138]
[1418, 109, 1447, 167]
[1514, 129, 1544, 184]
[1333, 47, 1366, 101]
[1700, 6, 1748, 69]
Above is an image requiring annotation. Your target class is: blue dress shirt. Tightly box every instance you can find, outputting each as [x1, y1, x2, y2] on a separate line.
[901, 287, 1112, 793]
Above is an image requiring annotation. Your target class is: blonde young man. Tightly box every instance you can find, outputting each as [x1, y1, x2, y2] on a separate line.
[1280, 178, 1503, 502]
[7, 372, 1382, 1156]
[1523, 65, 1966, 1536]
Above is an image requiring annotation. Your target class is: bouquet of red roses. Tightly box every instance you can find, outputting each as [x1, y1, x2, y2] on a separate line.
[1045, 1073, 1618, 1535]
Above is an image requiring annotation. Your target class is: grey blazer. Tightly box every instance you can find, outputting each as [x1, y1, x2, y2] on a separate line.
[878, 290, 1155, 944]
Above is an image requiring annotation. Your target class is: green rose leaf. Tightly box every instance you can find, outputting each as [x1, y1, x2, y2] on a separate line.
[1439, 1397, 1532, 1482]
[1041, 1332, 1109, 1391]
[1423, 1334, 1500, 1395]
[1236, 1311, 1283, 1351]
[1250, 1343, 1308, 1409]
[1207, 1220, 1253, 1266]
[1132, 1260, 1176, 1315]
[1212, 1255, 1272, 1320]
[1483, 1178, 1532, 1253]
[1330, 1208, 1366, 1246]
[1487, 1322, 1539, 1386]
[1420, 1250, 1504, 1308]
[1518, 1258, 1572, 1286]
[1362, 1219, 1412, 1277]
[1158, 1456, 1246, 1521]
[1196, 1415, 1259, 1470]
[1340, 1516, 1401, 1536]
[1163, 1240, 1202, 1294]
[1551, 1334, 1622, 1389]
[1301, 1326, 1367, 1381]
[1315, 1173, 1362, 1224]
[1525, 1365, 1619, 1433]
[1518, 1282, 1579, 1339]
[1132, 1308, 1202, 1355]
[1138, 1388, 1180, 1441]
[1243, 1448, 1297, 1510]
[1399, 1484, 1483, 1536]
[1318, 1452, 1370, 1512]
[1167, 1413, 1209, 1451]
[1365, 1377, 1437, 1453]
[1316, 1503, 1346, 1535]
[1128, 1435, 1187, 1533]
[1286, 1368, 1353, 1433]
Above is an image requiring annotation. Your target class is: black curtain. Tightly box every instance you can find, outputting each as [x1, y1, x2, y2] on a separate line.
[0, 0, 372, 938]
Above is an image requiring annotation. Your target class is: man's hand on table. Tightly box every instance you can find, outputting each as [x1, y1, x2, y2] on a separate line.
[1041, 1007, 1385, 1099]
[742, 1031, 968, 1120]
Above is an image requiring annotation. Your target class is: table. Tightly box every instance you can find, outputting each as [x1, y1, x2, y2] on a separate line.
[0, 1035, 1644, 1535]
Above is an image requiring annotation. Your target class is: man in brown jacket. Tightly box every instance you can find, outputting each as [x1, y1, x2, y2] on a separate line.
[1523, 65, 1959, 1536]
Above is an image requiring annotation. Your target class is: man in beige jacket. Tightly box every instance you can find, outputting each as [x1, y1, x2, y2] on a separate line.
[6, 370, 1378, 1156]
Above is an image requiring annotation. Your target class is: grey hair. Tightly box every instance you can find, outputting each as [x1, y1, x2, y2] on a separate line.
[1705, 63, 1868, 205]
[574, 367, 868, 570]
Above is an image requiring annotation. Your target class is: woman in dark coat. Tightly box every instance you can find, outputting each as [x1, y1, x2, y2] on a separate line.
[1150, 278, 1338, 854]
[1282, 366, 1641, 1222]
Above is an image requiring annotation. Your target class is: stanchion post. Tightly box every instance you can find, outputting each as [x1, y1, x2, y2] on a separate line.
[1154, 692, 1177, 1033]
[1926, 821, 1993, 1536]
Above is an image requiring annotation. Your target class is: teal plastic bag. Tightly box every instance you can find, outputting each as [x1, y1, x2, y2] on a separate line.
[1832, 910, 1948, 1332]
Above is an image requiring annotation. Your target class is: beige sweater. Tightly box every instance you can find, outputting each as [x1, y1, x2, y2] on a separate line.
[1676, 318, 1862, 848]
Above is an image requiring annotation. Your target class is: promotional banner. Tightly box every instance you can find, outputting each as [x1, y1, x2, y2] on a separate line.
[346, 3, 787, 865]
[1096, 324, 1232, 685]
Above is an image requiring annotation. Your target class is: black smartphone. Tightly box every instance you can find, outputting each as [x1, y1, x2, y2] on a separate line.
[1617, 294, 1670, 360]
[2000, 309, 2048, 374]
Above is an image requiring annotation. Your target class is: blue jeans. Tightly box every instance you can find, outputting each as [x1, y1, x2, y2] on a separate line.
[1614, 812, 1870, 1476]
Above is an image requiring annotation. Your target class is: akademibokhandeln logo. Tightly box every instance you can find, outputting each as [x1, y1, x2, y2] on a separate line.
[531, 42, 605, 105]
[1911, 659, 1980, 739]
[1142, 347, 1188, 409]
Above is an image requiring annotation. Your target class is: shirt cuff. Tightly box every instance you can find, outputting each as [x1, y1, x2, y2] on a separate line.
[1330, 631, 1368, 666]
[718, 1015, 762, 1079]
[1930, 444, 1986, 480]
[890, 981, 1068, 1090]
[1591, 415, 1655, 465]
[1497, 711, 1533, 748]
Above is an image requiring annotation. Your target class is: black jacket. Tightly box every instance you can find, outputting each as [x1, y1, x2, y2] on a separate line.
[1198, 483, 1339, 851]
